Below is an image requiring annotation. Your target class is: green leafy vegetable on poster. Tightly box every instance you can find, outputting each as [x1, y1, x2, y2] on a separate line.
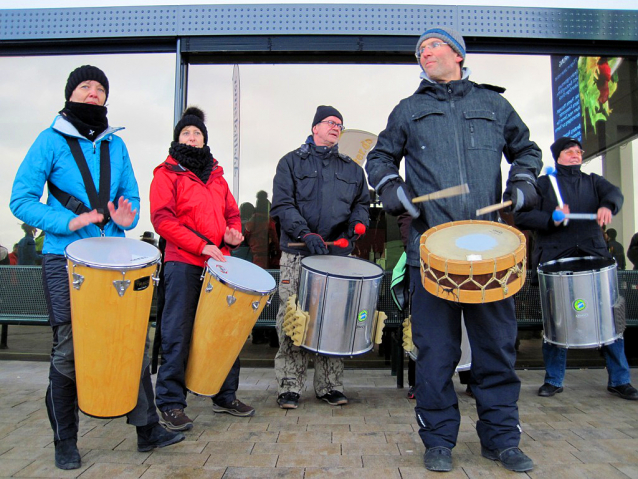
[579, 56, 620, 138]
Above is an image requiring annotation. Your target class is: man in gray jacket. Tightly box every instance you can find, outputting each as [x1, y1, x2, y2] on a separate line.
[366, 27, 542, 473]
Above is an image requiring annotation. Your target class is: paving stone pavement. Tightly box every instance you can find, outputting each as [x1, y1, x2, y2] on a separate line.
[0, 360, 637, 478]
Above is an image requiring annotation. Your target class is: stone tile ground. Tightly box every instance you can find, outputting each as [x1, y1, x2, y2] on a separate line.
[0, 361, 636, 478]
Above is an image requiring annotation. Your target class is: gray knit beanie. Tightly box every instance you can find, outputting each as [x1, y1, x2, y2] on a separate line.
[415, 27, 466, 60]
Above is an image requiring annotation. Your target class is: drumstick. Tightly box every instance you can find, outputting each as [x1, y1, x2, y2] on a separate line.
[476, 200, 512, 216]
[411, 184, 470, 203]
[287, 238, 349, 248]
[546, 166, 568, 225]
[552, 211, 597, 221]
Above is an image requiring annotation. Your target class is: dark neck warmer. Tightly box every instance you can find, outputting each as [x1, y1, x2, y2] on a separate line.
[556, 163, 582, 176]
[59, 101, 109, 140]
[169, 141, 215, 183]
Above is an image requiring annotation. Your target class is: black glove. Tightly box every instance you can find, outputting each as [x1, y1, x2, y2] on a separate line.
[377, 178, 420, 218]
[302, 233, 328, 255]
[503, 168, 539, 212]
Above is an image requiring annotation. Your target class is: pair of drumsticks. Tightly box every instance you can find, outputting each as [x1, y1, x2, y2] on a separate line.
[410, 183, 510, 216]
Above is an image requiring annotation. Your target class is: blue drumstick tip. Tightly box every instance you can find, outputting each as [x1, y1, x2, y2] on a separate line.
[552, 210, 565, 221]
[545, 166, 557, 176]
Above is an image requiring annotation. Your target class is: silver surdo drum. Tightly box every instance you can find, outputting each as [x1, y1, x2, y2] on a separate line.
[408, 314, 472, 372]
[298, 256, 384, 356]
[539, 256, 622, 348]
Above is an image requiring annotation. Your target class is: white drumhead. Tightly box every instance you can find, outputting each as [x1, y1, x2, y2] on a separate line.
[301, 255, 383, 279]
[65, 237, 160, 269]
[206, 256, 276, 295]
[425, 223, 521, 261]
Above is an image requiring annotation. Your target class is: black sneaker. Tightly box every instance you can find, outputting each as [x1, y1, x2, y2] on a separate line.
[423, 446, 452, 472]
[407, 386, 416, 399]
[137, 423, 185, 452]
[212, 399, 256, 417]
[608, 383, 638, 400]
[316, 390, 348, 406]
[159, 408, 193, 431]
[54, 438, 81, 470]
[538, 383, 563, 397]
[277, 392, 300, 409]
[481, 446, 534, 472]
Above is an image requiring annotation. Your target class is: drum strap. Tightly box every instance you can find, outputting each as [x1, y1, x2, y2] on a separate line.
[48, 138, 111, 230]
[184, 225, 231, 250]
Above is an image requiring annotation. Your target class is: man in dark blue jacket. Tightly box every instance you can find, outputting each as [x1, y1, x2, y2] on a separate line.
[515, 137, 637, 401]
[271, 106, 369, 410]
[366, 27, 541, 473]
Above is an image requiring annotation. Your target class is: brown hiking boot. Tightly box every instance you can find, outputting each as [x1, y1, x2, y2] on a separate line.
[159, 408, 193, 431]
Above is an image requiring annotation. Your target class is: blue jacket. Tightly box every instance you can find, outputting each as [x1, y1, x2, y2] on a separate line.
[366, 77, 542, 267]
[271, 137, 370, 256]
[10, 116, 140, 255]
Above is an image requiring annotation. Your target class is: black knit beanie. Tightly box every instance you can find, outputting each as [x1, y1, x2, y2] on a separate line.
[65, 65, 109, 101]
[550, 137, 582, 161]
[173, 106, 208, 145]
[312, 105, 343, 129]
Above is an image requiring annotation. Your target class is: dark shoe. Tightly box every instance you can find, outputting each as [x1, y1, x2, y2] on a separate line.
[137, 423, 185, 452]
[277, 392, 300, 409]
[159, 408, 193, 431]
[316, 390, 348, 406]
[481, 446, 534, 472]
[212, 399, 256, 417]
[407, 386, 416, 399]
[465, 385, 475, 399]
[608, 383, 638, 400]
[54, 438, 81, 470]
[423, 446, 452, 472]
[538, 383, 563, 397]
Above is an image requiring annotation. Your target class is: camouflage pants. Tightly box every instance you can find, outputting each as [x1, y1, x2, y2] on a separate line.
[275, 252, 344, 396]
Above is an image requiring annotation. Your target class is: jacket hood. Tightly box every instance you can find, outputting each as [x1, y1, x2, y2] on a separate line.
[51, 115, 123, 142]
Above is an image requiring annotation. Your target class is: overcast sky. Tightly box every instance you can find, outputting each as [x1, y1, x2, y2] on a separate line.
[0, 1, 633, 250]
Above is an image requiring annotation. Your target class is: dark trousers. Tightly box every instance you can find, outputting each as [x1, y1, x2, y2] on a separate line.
[42, 255, 158, 442]
[155, 261, 240, 411]
[409, 266, 521, 451]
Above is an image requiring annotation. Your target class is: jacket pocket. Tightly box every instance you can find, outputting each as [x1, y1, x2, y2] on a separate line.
[293, 169, 318, 202]
[334, 171, 358, 204]
[465, 110, 498, 151]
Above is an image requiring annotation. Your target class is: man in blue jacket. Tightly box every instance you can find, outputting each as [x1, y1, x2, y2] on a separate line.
[10, 65, 183, 471]
[366, 27, 541, 473]
[271, 106, 369, 410]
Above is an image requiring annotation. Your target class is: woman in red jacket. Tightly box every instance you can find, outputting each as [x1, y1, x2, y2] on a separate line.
[150, 107, 254, 431]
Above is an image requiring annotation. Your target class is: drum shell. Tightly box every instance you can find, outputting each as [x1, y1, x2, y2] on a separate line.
[67, 254, 158, 418]
[408, 315, 472, 371]
[298, 256, 383, 356]
[539, 256, 621, 348]
[185, 258, 275, 396]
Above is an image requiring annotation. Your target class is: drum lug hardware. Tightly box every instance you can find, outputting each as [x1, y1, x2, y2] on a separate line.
[72, 273, 84, 290]
[151, 271, 160, 287]
[113, 272, 131, 297]
[251, 300, 261, 311]
[206, 281, 214, 293]
[227, 293, 237, 306]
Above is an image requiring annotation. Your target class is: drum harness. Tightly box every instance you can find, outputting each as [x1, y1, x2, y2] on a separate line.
[48, 137, 111, 232]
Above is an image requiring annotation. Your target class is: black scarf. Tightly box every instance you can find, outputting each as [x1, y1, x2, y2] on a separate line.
[59, 101, 109, 140]
[169, 141, 215, 183]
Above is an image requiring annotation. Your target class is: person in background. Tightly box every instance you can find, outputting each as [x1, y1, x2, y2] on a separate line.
[17, 224, 38, 265]
[628, 232, 638, 270]
[366, 27, 540, 473]
[605, 228, 626, 270]
[8, 244, 18, 265]
[515, 136, 637, 401]
[9, 65, 183, 471]
[270, 105, 370, 410]
[150, 106, 254, 432]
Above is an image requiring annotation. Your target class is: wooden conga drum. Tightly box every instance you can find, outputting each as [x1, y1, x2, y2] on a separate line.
[419, 220, 526, 303]
[185, 256, 276, 396]
[65, 237, 160, 418]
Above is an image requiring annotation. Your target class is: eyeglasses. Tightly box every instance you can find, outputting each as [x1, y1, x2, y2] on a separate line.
[319, 120, 345, 131]
[564, 147, 585, 156]
[415, 41, 448, 58]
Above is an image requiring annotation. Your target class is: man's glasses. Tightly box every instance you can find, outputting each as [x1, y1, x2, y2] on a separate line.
[319, 120, 345, 131]
[415, 41, 448, 58]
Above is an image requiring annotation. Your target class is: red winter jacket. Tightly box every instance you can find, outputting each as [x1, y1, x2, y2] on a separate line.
[150, 156, 241, 267]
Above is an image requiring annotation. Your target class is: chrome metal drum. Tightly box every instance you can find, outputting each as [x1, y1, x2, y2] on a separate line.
[298, 256, 383, 356]
[539, 256, 621, 348]
[408, 314, 472, 372]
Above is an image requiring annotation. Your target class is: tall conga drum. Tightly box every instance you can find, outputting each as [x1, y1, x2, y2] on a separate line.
[65, 237, 160, 418]
[420, 220, 526, 303]
[185, 256, 276, 396]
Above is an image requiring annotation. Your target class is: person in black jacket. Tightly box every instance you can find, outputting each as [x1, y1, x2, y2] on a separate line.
[270, 105, 370, 410]
[515, 137, 637, 401]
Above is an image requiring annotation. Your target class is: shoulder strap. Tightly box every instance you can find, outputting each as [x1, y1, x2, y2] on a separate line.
[64, 137, 111, 229]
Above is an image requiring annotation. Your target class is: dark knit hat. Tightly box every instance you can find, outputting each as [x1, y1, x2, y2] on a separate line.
[416, 27, 466, 60]
[550, 137, 582, 161]
[65, 65, 109, 101]
[312, 105, 343, 129]
[174, 106, 208, 145]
